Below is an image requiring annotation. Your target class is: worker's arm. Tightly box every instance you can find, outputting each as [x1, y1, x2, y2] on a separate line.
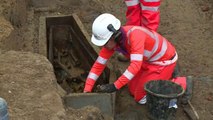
[98, 30, 146, 93]
[83, 47, 114, 92]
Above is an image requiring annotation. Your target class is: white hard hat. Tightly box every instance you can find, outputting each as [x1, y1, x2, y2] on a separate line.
[91, 13, 121, 46]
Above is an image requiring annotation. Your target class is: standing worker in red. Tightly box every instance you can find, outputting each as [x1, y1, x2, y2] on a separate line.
[118, 0, 161, 61]
[83, 13, 193, 105]
[124, 0, 161, 31]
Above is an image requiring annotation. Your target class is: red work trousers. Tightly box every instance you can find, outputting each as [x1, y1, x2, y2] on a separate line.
[125, 0, 161, 31]
[128, 62, 187, 102]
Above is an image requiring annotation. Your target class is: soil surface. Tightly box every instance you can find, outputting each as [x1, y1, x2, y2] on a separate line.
[0, 0, 212, 120]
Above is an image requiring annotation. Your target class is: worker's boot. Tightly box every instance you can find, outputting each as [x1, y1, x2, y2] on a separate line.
[181, 76, 193, 105]
[172, 65, 180, 78]
[117, 53, 129, 62]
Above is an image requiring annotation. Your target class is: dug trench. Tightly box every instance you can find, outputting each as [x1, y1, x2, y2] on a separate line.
[45, 15, 116, 120]
[45, 15, 110, 93]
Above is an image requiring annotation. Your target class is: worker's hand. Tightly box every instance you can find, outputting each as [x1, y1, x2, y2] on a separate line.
[97, 84, 117, 93]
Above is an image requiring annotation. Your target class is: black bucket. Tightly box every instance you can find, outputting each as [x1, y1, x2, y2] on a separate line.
[144, 80, 184, 120]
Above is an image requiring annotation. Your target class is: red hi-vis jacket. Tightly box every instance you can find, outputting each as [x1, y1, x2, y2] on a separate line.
[84, 26, 176, 92]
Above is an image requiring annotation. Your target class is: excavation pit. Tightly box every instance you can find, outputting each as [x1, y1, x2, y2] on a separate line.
[41, 14, 116, 119]
[45, 15, 110, 93]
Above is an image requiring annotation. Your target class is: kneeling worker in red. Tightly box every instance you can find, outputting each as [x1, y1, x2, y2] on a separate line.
[83, 13, 193, 105]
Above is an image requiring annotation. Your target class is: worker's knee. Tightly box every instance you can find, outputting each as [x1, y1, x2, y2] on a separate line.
[133, 91, 147, 104]
[137, 95, 147, 104]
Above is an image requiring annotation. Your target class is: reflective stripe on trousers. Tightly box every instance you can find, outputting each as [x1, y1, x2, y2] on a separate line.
[138, 95, 147, 104]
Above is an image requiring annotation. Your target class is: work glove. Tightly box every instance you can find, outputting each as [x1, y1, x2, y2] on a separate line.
[97, 83, 117, 93]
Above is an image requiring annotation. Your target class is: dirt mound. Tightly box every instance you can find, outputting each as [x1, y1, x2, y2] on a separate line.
[0, 51, 66, 120]
[0, 16, 13, 43]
